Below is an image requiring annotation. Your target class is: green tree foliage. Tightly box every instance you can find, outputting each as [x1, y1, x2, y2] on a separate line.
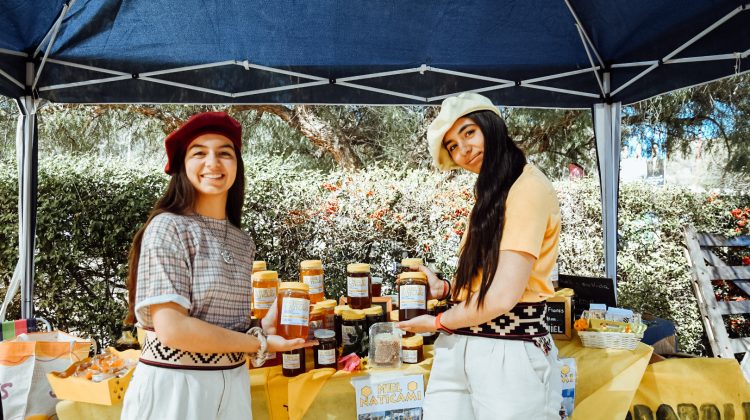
[0, 156, 747, 353]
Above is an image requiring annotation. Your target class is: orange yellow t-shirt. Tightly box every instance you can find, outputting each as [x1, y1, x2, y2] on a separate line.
[456, 164, 560, 303]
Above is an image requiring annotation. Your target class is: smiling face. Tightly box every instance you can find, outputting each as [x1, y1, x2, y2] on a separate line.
[184, 133, 238, 201]
[442, 116, 485, 174]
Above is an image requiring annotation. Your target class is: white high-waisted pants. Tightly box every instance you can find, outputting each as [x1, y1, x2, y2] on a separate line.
[120, 363, 252, 420]
[423, 334, 562, 420]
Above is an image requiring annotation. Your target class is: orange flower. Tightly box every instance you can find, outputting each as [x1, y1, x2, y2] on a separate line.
[574, 318, 589, 331]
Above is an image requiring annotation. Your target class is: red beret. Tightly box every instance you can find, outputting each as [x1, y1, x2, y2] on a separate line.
[164, 112, 242, 174]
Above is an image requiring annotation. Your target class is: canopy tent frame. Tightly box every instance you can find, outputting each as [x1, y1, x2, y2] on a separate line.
[0, 2, 748, 320]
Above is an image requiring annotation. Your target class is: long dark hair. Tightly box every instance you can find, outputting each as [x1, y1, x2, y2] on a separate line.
[452, 111, 527, 307]
[125, 146, 246, 324]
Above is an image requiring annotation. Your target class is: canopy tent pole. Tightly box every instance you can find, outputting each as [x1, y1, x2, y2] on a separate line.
[593, 73, 621, 300]
[15, 62, 39, 320]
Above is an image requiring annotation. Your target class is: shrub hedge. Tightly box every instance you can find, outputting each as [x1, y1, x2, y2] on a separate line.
[0, 156, 746, 353]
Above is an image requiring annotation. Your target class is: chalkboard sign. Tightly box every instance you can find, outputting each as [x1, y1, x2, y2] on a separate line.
[545, 296, 572, 339]
[557, 274, 616, 318]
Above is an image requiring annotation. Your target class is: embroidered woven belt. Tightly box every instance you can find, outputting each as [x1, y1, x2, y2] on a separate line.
[139, 329, 247, 370]
[451, 301, 553, 354]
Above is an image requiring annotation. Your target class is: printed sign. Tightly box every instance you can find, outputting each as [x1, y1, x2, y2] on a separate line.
[352, 374, 425, 419]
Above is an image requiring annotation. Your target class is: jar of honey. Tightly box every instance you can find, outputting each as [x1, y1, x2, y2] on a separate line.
[315, 299, 337, 330]
[308, 306, 325, 340]
[400, 258, 423, 273]
[363, 305, 385, 332]
[333, 304, 351, 347]
[341, 309, 367, 357]
[371, 276, 382, 297]
[300, 260, 325, 304]
[252, 270, 279, 320]
[282, 348, 306, 377]
[347, 263, 372, 309]
[252, 260, 267, 274]
[313, 329, 337, 369]
[276, 282, 310, 340]
[401, 334, 424, 364]
[398, 271, 428, 322]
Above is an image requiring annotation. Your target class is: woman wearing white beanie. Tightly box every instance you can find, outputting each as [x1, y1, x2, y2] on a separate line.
[398, 93, 563, 419]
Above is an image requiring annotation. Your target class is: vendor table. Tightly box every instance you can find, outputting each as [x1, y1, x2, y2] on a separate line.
[56, 338, 653, 420]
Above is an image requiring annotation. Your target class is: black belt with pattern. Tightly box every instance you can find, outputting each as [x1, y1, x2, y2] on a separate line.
[451, 301, 549, 341]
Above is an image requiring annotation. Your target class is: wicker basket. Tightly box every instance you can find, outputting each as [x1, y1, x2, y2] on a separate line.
[578, 329, 644, 350]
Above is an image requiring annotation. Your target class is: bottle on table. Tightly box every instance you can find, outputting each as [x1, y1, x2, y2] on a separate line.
[313, 329, 337, 369]
[282, 348, 306, 377]
[276, 282, 310, 340]
[401, 334, 424, 364]
[398, 271, 428, 322]
[341, 309, 367, 357]
[252, 270, 279, 320]
[346, 263, 372, 310]
[300, 260, 325, 304]
[333, 304, 351, 347]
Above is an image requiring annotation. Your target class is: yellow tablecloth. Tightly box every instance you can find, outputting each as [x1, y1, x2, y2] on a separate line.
[56, 338, 653, 420]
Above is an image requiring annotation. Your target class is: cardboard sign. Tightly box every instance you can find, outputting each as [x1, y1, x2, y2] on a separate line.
[352, 374, 424, 419]
[557, 275, 616, 318]
[545, 295, 572, 339]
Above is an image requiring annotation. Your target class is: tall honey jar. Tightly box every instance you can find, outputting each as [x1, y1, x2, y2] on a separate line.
[315, 299, 337, 330]
[276, 282, 310, 340]
[300, 260, 325, 304]
[252, 270, 279, 320]
[346, 263, 372, 309]
[252, 260, 267, 274]
[398, 271, 428, 322]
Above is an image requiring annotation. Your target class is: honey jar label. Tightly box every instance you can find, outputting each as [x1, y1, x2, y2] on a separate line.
[342, 325, 357, 345]
[302, 274, 324, 294]
[399, 285, 426, 310]
[282, 353, 300, 369]
[253, 287, 277, 309]
[347, 277, 369, 297]
[280, 297, 311, 326]
[402, 349, 419, 363]
[317, 348, 336, 365]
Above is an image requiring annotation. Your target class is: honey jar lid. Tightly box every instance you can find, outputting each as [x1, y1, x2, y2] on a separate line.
[313, 329, 335, 340]
[252, 261, 267, 271]
[427, 299, 439, 310]
[402, 335, 423, 347]
[300, 260, 323, 270]
[315, 299, 337, 309]
[342, 309, 366, 321]
[310, 306, 325, 316]
[401, 258, 423, 267]
[400, 271, 428, 281]
[334, 305, 351, 315]
[363, 305, 383, 315]
[278, 281, 309, 292]
[347, 263, 371, 273]
[253, 270, 278, 281]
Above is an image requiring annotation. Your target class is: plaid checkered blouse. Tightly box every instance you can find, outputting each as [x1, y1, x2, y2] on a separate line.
[134, 212, 256, 332]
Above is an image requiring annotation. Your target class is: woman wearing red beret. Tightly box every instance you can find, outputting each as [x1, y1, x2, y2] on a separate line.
[121, 112, 313, 419]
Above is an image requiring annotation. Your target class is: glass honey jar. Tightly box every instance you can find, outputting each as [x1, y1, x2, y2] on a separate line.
[282, 348, 306, 377]
[315, 299, 337, 330]
[333, 304, 351, 347]
[300, 260, 325, 304]
[346, 263, 372, 310]
[252, 260, 267, 274]
[308, 306, 325, 340]
[276, 282, 310, 340]
[341, 309, 367, 357]
[313, 329, 337, 369]
[400, 258, 423, 273]
[252, 270, 279, 320]
[363, 305, 385, 332]
[401, 334, 424, 364]
[398, 271, 428, 322]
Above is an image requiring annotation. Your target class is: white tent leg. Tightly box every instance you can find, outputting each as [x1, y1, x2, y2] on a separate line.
[593, 101, 621, 301]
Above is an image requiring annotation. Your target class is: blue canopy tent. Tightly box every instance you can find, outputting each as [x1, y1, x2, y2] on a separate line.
[1, 1, 749, 348]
